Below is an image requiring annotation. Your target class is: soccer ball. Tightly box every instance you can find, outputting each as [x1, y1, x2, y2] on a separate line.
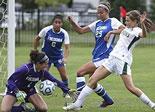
[40, 80, 55, 95]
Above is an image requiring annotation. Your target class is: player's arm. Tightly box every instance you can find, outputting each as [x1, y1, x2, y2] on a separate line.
[104, 25, 125, 42]
[34, 35, 41, 50]
[7, 65, 28, 92]
[44, 71, 78, 102]
[68, 16, 91, 34]
[109, 25, 125, 34]
[62, 44, 70, 64]
[44, 70, 70, 92]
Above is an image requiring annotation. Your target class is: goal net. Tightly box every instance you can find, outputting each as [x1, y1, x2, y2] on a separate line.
[0, 0, 15, 95]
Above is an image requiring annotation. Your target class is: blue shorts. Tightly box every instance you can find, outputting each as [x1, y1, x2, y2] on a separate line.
[6, 87, 38, 102]
[48, 57, 64, 67]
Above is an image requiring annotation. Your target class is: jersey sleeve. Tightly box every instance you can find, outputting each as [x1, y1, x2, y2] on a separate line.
[63, 29, 70, 44]
[38, 26, 51, 38]
[88, 20, 100, 32]
[43, 70, 70, 92]
[111, 18, 124, 30]
[7, 65, 29, 92]
[133, 27, 142, 37]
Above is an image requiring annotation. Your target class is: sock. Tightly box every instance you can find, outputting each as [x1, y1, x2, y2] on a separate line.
[62, 79, 69, 87]
[11, 106, 24, 112]
[94, 83, 113, 102]
[74, 85, 93, 107]
[139, 93, 155, 108]
[76, 77, 86, 93]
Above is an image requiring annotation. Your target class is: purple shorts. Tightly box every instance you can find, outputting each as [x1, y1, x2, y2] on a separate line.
[6, 87, 38, 102]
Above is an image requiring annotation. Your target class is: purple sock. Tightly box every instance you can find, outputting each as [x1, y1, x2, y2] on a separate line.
[11, 105, 24, 112]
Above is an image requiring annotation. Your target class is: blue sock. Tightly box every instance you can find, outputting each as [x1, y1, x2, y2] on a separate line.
[11, 106, 24, 112]
[76, 77, 86, 94]
[94, 83, 113, 102]
[62, 79, 69, 87]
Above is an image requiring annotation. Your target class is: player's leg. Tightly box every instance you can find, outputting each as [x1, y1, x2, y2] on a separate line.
[57, 66, 68, 86]
[91, 59, 114, 107]
[57, 65, 69, 98]
[63, 66, 111, 110]
[29, 93, 47, 112]
[1, 95, 16, 112]
[121, 75, 155, 110]
[76, 61, 96, 93]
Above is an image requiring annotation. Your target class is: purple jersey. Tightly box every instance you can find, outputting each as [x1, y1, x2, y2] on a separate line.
[7, 63, 69, 93]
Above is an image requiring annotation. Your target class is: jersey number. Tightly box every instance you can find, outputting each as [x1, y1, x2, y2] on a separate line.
[96, 30, 102, 38]
[51, 42, 56, 47]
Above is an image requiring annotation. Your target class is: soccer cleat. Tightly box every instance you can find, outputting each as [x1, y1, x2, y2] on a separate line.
[20, 102, 35, 112]
[98, 100, 114, 108]
[62, 103, 81, 111]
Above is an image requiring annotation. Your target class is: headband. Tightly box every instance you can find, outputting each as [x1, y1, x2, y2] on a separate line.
[98, 4, 110, 12]
[40, 55, 48, 62]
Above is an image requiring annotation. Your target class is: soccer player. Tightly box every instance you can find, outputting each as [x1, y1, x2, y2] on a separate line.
[67, 1, 125, 107]
[34, 14, 70, 98]
[1, 50, 78, 112]
[63, 10, 155, 111]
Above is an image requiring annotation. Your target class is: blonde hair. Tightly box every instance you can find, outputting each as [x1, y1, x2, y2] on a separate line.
[127, 10, 154, 32]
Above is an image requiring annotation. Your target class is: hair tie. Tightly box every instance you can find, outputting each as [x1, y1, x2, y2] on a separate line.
[40, 55, 48, 62]
[98, 4, 110, 11]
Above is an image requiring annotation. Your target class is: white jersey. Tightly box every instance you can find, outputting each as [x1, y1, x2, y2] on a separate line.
[110, 27, 142, 65]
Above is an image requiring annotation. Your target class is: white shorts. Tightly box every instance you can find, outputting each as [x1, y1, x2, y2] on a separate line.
[94, 59, 106, 68]
[102, 56, 131, 76]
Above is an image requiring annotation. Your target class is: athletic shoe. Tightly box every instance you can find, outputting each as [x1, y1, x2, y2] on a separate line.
[98, 100, 114, 108]
[62, 103, 81, 111]
[20, 102, 35, 112]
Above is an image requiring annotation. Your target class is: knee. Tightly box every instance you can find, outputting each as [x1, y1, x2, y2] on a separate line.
[37, 105, 48, 112]
[77, 69, 85, 77]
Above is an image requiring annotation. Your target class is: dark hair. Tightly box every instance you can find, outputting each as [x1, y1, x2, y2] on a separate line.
[30, 50, 48, 64]
[52, 14, 63, 24]
[126, 10, 154, 32]
[99, 2, 112, 12]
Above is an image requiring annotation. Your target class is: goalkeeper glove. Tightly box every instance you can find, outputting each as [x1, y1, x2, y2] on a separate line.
[68, 89, 78, 103]
[15, 91, 27, 102]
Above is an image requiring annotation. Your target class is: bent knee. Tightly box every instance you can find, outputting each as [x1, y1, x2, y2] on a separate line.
[38, 106, 48, 112]
[77, 70, 85, 77]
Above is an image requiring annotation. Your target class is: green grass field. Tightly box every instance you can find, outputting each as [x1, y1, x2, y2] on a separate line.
[0, 46, 155, 112]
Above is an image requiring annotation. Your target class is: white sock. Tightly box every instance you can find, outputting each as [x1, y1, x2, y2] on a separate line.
[74, 85, 93, 107]
[139, 93, 155, 108]
[76, 77, 85, 83]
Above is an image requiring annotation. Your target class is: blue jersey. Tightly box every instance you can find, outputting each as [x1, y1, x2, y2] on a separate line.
[7, 63, 69, 93]
[39, 25, 70, 59]
[88, 18, 123, 61]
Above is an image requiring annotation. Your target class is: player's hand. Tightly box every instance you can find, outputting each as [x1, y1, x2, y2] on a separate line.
[16, 91, 27, 102]
[62, 58, 67, 64]
[140, 11, 147, 23]
[104, 32, 111, 42]
[68, 89, 78, 103]
[67, 16, 73, 22]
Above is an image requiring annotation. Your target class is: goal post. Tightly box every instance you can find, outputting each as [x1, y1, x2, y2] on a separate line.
[0, 0, 15, 95]
[8, 0, 15, 77]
